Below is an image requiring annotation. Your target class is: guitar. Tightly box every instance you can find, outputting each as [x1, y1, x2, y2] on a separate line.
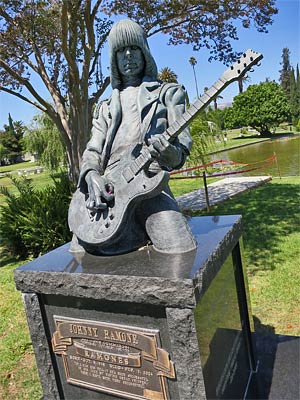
[68, 49, 263, 246]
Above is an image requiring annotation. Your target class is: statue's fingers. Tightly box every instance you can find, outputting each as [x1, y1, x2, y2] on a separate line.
[152, 140, 166, 154]
[86, 198, 95, 210]
[159, 136, 170, 147]
[94, 194, 107, 209]
[148, 144, 160, 158]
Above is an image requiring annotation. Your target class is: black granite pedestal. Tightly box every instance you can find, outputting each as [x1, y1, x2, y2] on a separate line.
[14, 216, 258, 400]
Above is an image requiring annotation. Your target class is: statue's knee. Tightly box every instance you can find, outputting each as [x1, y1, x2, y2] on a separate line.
[145, 211, 197, 253]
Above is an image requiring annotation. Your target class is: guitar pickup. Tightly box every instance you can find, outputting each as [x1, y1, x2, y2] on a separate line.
[122, 167, 135, 183]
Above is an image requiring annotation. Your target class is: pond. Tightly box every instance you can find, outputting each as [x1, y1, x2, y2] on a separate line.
[211, 135, 300, 177]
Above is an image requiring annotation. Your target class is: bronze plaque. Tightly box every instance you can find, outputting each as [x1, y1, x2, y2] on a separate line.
[52, 316, 176, 400]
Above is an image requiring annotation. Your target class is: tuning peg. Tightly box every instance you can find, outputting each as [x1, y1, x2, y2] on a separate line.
[249, 68, 254, 72]
[244, 74, 249, 79]
[257, 62, 261, 67]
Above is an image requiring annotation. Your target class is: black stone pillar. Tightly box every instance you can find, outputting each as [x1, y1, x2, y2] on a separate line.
[15, 215, 257, 400]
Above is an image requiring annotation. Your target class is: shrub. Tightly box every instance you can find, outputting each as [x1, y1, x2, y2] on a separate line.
[0, 172, 74, 259]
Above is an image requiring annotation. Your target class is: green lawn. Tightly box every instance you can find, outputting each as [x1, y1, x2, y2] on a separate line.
[0, 161, 39, 174]
[0, 260, 42, 399]
[169, 175, 220, 197]
[0, 165, 65, 205]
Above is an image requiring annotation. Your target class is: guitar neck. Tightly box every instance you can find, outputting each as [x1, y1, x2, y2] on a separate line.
[121, 49, 263, 180]
[163, 76, 229, 141]
[129, 77, 231, 178]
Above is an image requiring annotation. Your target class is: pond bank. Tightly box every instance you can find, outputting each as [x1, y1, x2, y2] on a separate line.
[209, 134, 300, 177]
[208, 137, 270, 155]
[208, 133, 297, 156]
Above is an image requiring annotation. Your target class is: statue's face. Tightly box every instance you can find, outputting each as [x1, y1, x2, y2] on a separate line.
[116, 45, 145, 80]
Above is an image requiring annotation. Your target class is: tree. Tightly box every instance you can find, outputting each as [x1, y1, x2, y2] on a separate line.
[287, 65, 300, 125]
[206, 107, 225, 131]
[223, 107, 239, 130]
[157, 67, 178, 83]
[289, 68, 297, 121]
[213, 94, 223, 111]
[189, 56, 199, 98]
[188, 113, 213, 168]
[0, 1, 112, 181]
[238, 74, 251, 93]
[295, 64, 300, 123]
[279, 48, 292, 98]
[24, 112, 67, 170]
[226, 81, 291, 135]
[187, 107, 229, 167]
[279, 49, 300, 125]
[104, 1, 277, 64]
[0, 0, 278, 181]
[0, 114, 25, 164]
[0, 143, 9, 165]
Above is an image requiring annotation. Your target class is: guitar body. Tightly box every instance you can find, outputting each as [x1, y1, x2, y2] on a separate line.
[68, 149, 169, 246]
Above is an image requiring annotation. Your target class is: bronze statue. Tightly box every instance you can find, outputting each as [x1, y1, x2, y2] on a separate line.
[69, 19, 197, 255]
[68, 21, 263, 256]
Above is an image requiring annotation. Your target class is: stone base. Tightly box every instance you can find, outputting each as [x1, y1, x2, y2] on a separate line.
[15, 216, 258, 399]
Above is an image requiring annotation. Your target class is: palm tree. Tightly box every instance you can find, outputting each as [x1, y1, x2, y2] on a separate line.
[213, 94, 223, 110]
[189, 56, 199, 98]
[203, 87, 223, 110]
[238, 75, 251, 93]
[157, 67, 178, 83]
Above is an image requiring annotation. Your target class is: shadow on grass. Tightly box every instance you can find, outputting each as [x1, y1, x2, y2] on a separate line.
[192, 181, 300, 274]
[0, 252, 25, 268]
[253, 315, 300, 400]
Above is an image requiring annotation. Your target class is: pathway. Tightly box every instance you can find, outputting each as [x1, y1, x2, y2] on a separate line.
[176, 176, 272, 211]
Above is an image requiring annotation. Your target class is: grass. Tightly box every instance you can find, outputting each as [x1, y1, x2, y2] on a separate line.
[211, 135, 268, 153]
[0, 161, 39, 174]
[0, 166, 65, 205]
[0, 260, 42, 399]
[170, 175, 220, 197]
[187, 176, 300, 336]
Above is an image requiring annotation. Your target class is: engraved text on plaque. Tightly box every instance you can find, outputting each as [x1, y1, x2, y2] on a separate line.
[52, 316, 176, 400]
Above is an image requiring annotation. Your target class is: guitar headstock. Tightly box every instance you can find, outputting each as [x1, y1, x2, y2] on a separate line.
[222, 49, 263, 83]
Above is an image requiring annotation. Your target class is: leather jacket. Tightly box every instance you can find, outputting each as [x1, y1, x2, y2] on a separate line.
[78, 77, 192, 186]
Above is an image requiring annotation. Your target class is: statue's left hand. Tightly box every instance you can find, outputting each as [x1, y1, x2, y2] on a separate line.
[148, 135, 182, 169]
[85, 171, 114, 211]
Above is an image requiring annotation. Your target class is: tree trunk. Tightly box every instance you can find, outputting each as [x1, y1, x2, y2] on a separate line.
[259, 125, 271, 136]
[55, 111, 89, 184]
[69, 115, 91, 184]
[238, 79, 243, 93]
[213, 98, 218, 110]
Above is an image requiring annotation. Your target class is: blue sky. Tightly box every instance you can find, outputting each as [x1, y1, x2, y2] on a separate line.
[0, 0, 299, 128]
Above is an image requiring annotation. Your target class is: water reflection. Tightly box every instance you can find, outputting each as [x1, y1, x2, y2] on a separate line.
[211, 135, 300, 177]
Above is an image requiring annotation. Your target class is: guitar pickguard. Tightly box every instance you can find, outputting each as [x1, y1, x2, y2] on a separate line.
[68, 152, 169, 246]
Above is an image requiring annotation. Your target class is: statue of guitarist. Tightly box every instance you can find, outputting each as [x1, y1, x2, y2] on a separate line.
[70, 19, 197, 255]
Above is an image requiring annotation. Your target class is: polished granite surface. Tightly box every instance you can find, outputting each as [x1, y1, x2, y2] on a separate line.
[15, 215, 242, 280]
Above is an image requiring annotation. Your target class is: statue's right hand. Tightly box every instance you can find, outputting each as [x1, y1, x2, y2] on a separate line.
[85, 171, 114, 211]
